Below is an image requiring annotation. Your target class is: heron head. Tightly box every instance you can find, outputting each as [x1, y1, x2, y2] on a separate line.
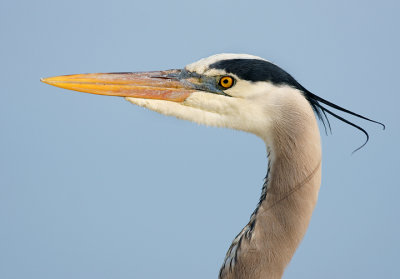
[41, 54, 318, 136]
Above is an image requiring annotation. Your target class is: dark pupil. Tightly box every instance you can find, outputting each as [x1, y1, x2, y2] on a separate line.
[223, 79, 229, 84]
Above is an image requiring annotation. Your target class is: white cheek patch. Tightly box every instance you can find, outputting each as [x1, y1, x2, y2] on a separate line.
[225, 80, 277, 99]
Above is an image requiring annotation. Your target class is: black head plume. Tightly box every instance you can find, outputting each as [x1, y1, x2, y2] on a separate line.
[304, 90, 385, 153]
[279, 67, 385, 153]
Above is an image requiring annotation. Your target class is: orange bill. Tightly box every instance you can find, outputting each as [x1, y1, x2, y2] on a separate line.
[41, 70, 195, 102]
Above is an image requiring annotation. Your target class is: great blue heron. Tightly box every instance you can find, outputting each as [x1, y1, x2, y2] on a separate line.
[41, 53, 384, 279]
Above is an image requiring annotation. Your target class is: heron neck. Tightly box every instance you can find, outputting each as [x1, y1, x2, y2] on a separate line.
[220, 104, 322, 279]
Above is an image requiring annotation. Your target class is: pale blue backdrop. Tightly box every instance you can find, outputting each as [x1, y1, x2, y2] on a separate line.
[1, 0, 399, 278]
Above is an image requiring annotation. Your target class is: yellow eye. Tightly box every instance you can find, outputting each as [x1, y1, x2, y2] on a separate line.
[219, 76, 234, 89]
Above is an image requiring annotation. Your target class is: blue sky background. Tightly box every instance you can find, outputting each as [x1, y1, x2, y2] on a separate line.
[1, 0, 399, 278]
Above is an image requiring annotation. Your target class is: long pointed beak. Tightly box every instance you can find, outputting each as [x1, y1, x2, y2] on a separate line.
[41, 70, 195, 102]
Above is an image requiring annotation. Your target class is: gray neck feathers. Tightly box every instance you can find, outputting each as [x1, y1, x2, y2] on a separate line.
[219, 101, 322, 279]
